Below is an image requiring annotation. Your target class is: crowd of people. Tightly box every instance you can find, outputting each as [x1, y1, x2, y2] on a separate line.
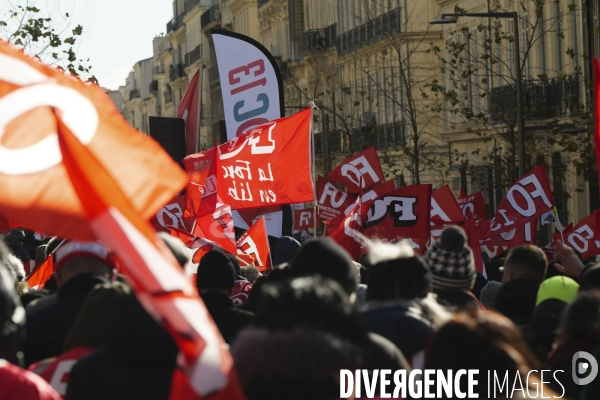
[1, 225, 600, 399]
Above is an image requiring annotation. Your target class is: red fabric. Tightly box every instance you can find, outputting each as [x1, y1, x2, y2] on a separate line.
[465, 214, 484, 275]
[236, 217, 271, 272]
[26, 256, 53, 290]
[183, 147, 215, 219]
[231, 280, 253, 307]
[558, 210, 600, 259]
[489, 165, 555, 236]
[457, 190, 488, 220]
[328, 146, 385, 193]
[293, 209, 315, 230]
[176, 69, 201, 156]
[213, 108, 313, 210]
[196, 142, 223, 218]
[485, 219, 538, 247]
[329, 195, 365, 261]
[430, 185, 465, 226]
[150, 195, 193, 233]
[316, 177, 357, 221]
[28, 347, 94, 397]
[0, 41, 187, 241]
[193, 204, 237, 255]
[0, 360, 61, 400]
[362, 184, 432, 242]
[55, 106, 240, 398]
[594, 58, 600, 193]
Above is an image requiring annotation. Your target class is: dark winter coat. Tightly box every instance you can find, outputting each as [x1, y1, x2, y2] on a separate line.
[65, 295, 178, 400]
[201, 291, 254, 345]
[434, 288, 482, 310]
[494, 279, 540, 326]
[522, 299, 567, 362]
[362, 300, 435, 360]
[25, 274, 111, 366]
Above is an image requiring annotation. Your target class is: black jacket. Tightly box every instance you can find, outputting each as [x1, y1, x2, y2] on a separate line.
[25, 274, 110, 365]
[494, 279, 540, 326]
[65, 295, 178, 400]
[201, 291, 254, 345]
[362, 300, 434, 360]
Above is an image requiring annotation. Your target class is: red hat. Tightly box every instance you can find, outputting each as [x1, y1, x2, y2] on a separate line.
[54, 241, 118, 273]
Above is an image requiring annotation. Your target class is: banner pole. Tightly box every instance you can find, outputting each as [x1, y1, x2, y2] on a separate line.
[195, 65, 205, 154]
[310, 101, 318, 239]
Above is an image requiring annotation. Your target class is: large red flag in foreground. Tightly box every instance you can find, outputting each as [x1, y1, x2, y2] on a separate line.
[489, 165, 555, 236]
[328, 146, 385, 193]
[56, 114, 244, 399]
[213, 108, 313, 210]
[236, 217, 272, 272]
[593, 58, 600, 192]
[177, 69, 201, 155]
[0, 41, 186, 240]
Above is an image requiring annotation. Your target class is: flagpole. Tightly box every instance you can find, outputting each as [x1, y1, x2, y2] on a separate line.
[310, 100, 318, 239]
[195, 65, 205, 154]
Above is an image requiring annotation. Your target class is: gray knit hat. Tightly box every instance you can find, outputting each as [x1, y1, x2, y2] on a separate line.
[425, 226, 476, 291]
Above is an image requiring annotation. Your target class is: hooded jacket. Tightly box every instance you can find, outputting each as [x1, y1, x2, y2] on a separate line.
[65, 295, 178, 400]
[25, 274, 111, 365]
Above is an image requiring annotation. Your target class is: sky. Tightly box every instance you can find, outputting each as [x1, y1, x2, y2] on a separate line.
[10, 0, 173, 90]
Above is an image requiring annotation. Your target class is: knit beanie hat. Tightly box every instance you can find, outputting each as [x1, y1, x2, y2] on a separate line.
[292, 238, 358, 295]
[3, 229, 24, 246]
[536, 276, 579, 306]
[425, 226, 476, 291]
[196, 250, 236, 290]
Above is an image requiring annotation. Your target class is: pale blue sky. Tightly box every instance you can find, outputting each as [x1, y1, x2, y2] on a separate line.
[3, 0, 173, 89]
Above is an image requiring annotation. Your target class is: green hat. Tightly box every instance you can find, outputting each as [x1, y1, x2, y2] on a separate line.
[536, 276, 580, 306]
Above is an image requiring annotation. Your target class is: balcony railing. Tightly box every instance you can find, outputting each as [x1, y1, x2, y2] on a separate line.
[303, 30, 326, 53]
[166, 15, 183, 33]
[169, 63, 186, 81]
[149, 80, 159, 93]
[490, 74, 581, 123]
[258, 0, 270, 7]
[185, 45, 202, 66]
[336, 7, 401, 56]
[201, 5, 221, 29]
[129, 89, 140, 100]
[184, 0, 200, 14]
[165, 90, 173, 104]
[153, 66, 164, 75]
[208, 65, 220, 83]
[324, 23, 337, 49]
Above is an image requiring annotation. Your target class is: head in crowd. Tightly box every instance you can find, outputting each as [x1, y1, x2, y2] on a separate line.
[536, 276, 579, 306]
[240, 266, 260, 284]
[3, 229, 30, 263]
[426, 309, 545, 398]
[195, 250, 236, 294]
[63, 282, 131, 351]
[53, 241, 118, 288]
[425, 226, 476, 292]
[226, 253, 243, 278]
[502, 245, 548, 284]
[291, 238, 358, 296]
[272, 236, 301, 267]
[157, 232, 189, 268]
[254, 276, 370, 347]
[0, 241, 25, 366]
[232, 327, 361, 400]
[44, 237, 63, 258]
[485, 259, 504, 282]
[558, 291, 600, 345]
[366, 240, 431, 301]
[578, 263, 600, 291]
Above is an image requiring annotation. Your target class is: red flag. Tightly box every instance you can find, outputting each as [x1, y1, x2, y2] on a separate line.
[460, 187, 467, 198]
[26, 256, 53, 290]
[151, 195, 193, 233]
[557, 210, 600, 259]
[465, 214, 484, 275]
[328, 146, 385, 193]
[294, 209, 315, 230]
[55, 113, 244, 399]
[593, 58, 600, 191]
[214, 108, 313, 210]
[457, 190, 488, 220]
[177, 69, 201, 155]
[0, 41, 187, 240]
[193, 204, 237, 255]
[363, 184, 432, 242]
[236, 217, 272, 272]
[316, 177, 357, 221]
[330, 195, 365, 261]
[485, 219, 537, 247]
[430, 185, 465, 242]
[489, 165, 555, 236]
[183, 147, 215, 218]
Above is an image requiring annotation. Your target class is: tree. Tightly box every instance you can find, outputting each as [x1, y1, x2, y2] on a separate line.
[0, 0, 96, 83]
[428, 2, 591, 207]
